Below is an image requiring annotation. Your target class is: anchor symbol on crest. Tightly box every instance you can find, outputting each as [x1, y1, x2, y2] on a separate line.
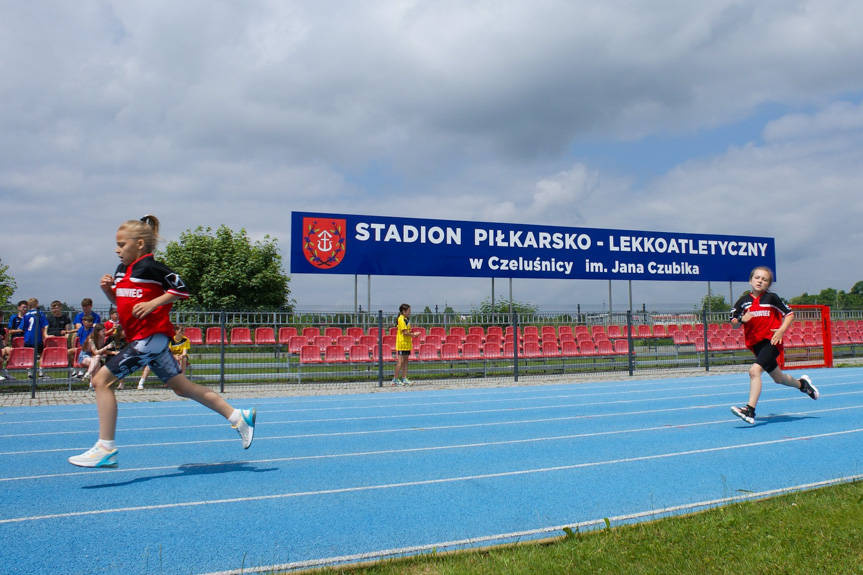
[317, 230, 334, 253]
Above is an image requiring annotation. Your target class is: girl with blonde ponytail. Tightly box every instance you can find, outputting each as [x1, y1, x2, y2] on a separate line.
[68, 216, 257, 468]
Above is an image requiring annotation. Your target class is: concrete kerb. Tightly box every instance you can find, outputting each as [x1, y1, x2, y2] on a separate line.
[0, 366, 744, 407]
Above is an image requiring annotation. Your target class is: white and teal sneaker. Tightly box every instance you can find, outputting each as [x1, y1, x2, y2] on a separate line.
[401, 378, 412, 386]
[68, 443, 118, 468]
[233, 408, 256, 449]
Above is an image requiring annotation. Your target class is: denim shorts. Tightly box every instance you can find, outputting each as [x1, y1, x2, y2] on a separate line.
[105, 333, 182, 382]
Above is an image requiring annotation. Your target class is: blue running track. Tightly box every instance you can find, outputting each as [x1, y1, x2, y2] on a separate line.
[2, 367, 862, 574]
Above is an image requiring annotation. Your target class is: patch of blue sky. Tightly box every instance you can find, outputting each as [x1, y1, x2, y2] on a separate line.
[567, 102, 817, 184]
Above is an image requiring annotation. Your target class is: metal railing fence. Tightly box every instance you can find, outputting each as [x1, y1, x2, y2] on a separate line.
[3, 305, 861, 396]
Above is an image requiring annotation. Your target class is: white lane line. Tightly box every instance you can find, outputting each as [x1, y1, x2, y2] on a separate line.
[198, 473, 863, 575]
[3, 402, 861, 459]
[3, 428, 862, 524]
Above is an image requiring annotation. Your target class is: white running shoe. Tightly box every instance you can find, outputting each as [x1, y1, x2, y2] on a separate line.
[68, 443, 118, 468]
[730, 405, 756, 424]
[233, 408, 256, 449]
[137, 382, 145, 390]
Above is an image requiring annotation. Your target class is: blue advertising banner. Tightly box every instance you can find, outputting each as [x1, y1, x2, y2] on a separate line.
[290, 212, 775, 282]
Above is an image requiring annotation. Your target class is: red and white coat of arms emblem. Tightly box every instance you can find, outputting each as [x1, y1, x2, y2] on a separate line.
[302, 217, 346, 269]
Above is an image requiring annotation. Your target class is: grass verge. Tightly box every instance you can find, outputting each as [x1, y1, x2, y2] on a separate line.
[304, 480, 863, 575]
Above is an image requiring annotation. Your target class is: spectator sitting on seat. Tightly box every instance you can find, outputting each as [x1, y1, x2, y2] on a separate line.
[7, 300, 27, 343]
[79, 324, 113, 388]
[21, 298, 49, 377]
[73, 298, 101, 329]
[104, 325, 127, 389]
[0, 311, 9, 380]
[104, 308, 120, 337]
[46, 300, 73, 341]
[138, 326, 191, 389]
[70, 315, 96, 378]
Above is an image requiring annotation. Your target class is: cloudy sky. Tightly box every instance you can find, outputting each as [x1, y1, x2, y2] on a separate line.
[3, 0, 863, 313]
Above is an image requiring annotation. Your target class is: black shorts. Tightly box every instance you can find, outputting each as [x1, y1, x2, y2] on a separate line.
[23, 342, 44, 357]
[397, 350, 411, 356]
[751, 339, 781, 373]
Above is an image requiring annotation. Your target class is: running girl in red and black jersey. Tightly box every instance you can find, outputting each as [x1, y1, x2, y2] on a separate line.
[68, 215, 256, 468]
[729, 266, 819, 424]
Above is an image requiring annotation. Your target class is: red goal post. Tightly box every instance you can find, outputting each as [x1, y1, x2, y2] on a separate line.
[780, 304, 833, 370]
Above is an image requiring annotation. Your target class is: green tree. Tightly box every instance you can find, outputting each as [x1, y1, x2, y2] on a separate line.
[160, 225, 293, 310]
[476, 297, 539, 315]
[0, 259, 16, 306]
[701, 294, 729, 313]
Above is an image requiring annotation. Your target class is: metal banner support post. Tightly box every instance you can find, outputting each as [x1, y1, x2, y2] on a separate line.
[377, 310, 384, 387]
[626, 310, 634, 377]
[219, 310, 226, 392]
[702, 308, 710, 372]
[31, 311, 40, 398]
[512, 312, 519, 382]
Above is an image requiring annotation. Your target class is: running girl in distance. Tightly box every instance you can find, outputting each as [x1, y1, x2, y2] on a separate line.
[729, 266, 819, 424]
[68, 215, 256, 468]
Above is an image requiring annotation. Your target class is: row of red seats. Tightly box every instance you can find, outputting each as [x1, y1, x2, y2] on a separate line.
[298, 339, 635, 364]
[4, 346, 86, 372]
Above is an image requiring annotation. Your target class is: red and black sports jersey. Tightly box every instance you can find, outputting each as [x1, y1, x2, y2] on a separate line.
[112, 254, 189, 341]
[731, 291, 793, 351]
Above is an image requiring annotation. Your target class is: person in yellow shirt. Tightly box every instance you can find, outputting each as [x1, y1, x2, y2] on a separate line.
[393, 303, 419, 386]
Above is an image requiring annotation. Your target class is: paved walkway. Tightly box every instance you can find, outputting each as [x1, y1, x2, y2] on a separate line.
[0, 366, 743, 407]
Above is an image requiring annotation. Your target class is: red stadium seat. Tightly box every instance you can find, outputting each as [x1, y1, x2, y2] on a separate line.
[449, 326, 467, 341]
[312, 336, 330, 352]
[349, 344, 372, 363]
[578, 341, 597, 356]
[465, 334, 483, 348]
[299, 345, 322, 364]
[417, 343, 439, 361]
[324, 327, 342, 341]
[278, 327, 298, 344]
[607, 325, 623, 339]
[205, 327, 223, 346]
[613, 339, 630, 355]
[287, 336, 308, 354]
[185, 327, 203, 345]
[44, 336, 67, 349]
[596, 340, 615, 356]
[41, 347, 69, 371]
[429, 326, 447, 339]
[12, 337, 23, 348]
[522, 341, 542, 359]
[561, 340, 579, 357]
[541, 341, 560, 358]
[461, 343, 482, 360]
[230, 327, 253, 345]
[6, 347, 36, 370]
[346, 327, 365, 342]
[468, 326, 485, 340]
[335, 335, 354, 349]
[440, 343, 460, 361]
[254, 327, 276, 345]
[482, 342, 502, 359]
[324, 344, 347, 363]
[302, 327, 320, 339]
[372, 343, 394, 362]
